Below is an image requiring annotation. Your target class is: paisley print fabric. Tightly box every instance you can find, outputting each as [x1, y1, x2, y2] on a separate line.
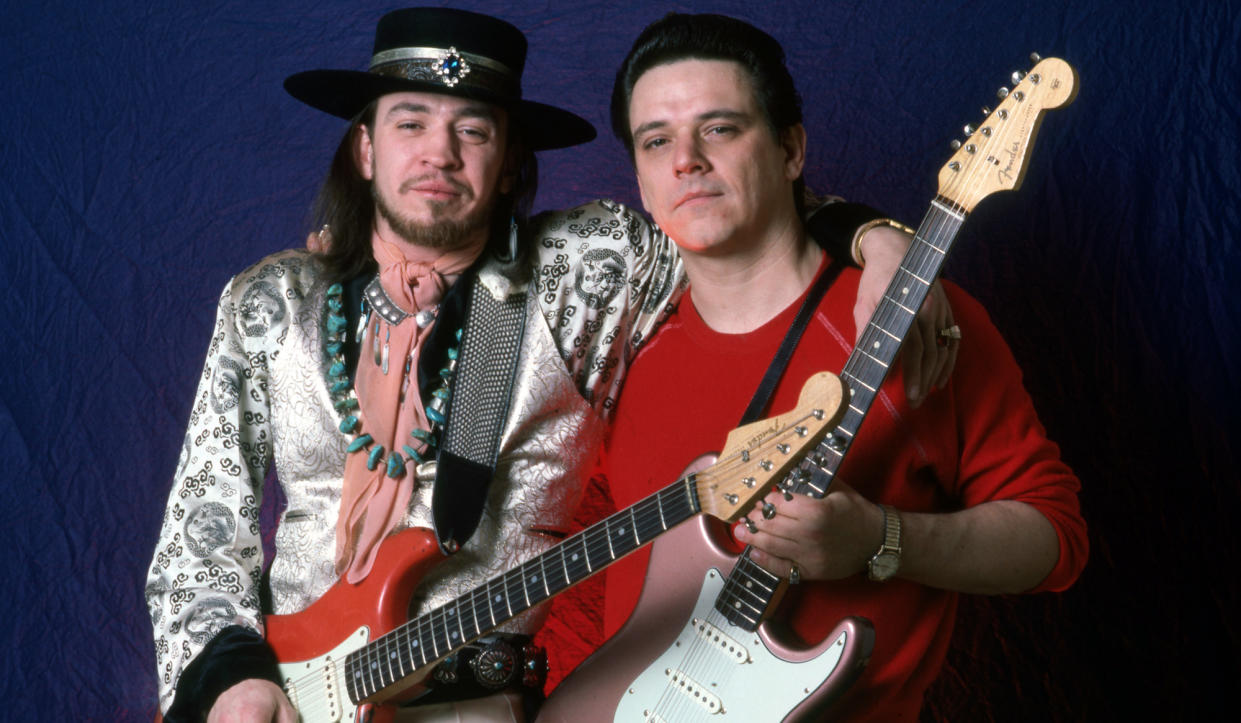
[144, 200, 684, 712]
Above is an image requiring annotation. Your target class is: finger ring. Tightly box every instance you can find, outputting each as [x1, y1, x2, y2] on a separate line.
[788, 562, 801, 585]
[938, 325, 962, 345]
[762, 501, 777, 519]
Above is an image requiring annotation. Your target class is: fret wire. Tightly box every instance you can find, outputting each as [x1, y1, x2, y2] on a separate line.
[466, 589, 483, 639]
[586, 522, 613, 570]
[411, 616, 426, 668]
[518, 561, 533, 609]
[568, 534, 589, 579]
[526, 560, 547, 605]
[364, 638, 380, 699]
[451, 600, 466, 648]
[603, 518, 617, 561]
[537, 553, 552, 597]
[426, 609, 441, 660]
[558, 540, 572, 587]
[503, 568, 521, 616]
[381, 629, 396, 692]
[346, 656, 361, 703]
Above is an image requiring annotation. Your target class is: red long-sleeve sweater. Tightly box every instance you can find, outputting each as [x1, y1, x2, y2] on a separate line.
[595, 258, 1087, 719]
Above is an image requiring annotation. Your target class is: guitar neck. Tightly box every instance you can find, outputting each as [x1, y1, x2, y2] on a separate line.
[345, 474, 703, 702]
[801, 197, 967, 492]
[714, 198, 967, 629]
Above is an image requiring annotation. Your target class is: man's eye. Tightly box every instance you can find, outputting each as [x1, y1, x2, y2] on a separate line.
[398, 121, 423, 131]
[641, 137, 668, 151]
[460, 127, 489, 142]
[706, 125, 736, 137]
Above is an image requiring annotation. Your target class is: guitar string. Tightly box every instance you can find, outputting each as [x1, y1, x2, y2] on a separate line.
[278, 409, 827, 709]
[648, 73, 1034, 718]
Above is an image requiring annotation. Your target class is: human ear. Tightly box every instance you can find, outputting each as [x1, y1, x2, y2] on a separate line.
[781, 123, 807, 181]
[354, 125, 375, 180]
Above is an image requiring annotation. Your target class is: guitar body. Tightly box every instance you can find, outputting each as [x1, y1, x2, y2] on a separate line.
[155, 373, 849, 723]
[179, 527, 443, 723]
[538, 516, 873, 722]
[269, 526, 444, 722]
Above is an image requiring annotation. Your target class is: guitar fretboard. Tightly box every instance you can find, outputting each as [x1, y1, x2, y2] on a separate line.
[344, 474, 702, 702]
[715, 197, 968, 628]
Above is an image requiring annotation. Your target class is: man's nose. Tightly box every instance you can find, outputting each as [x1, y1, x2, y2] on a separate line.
[674, 134, 709, 176]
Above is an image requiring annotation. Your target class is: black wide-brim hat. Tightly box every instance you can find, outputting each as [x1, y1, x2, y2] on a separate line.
[284, 7, 596, 151]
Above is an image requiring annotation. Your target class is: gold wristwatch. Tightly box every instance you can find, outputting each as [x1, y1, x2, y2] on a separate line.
[867, 504, 903, 582]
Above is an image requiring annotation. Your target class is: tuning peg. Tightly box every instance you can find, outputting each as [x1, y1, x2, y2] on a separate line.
[963, 124, 975, 136]
[982, 106, 992, 116]
[1011, 70, 1026, 84]
[950, 139, 962, 150]
[1029, 52, 1042, 63]
[997, 87, 1010, 98]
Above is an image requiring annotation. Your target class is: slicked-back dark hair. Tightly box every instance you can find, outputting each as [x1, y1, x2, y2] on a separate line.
[610, 13, 806, 215]
[312, 101, 539, 283]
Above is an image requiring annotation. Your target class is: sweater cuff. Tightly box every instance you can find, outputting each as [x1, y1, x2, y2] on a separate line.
[163, 625, 281, 722]
[805, 201, 887, 266]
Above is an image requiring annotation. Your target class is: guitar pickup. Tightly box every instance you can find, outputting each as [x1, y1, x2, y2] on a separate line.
[691, 617, 749, 664]
[661, 667, 724, 715]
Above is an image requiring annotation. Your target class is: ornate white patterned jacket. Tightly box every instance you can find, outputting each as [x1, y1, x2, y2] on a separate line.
[144, 200, 683, 712]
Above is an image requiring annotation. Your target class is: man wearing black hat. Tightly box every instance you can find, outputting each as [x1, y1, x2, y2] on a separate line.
[144, 8, 945, 722]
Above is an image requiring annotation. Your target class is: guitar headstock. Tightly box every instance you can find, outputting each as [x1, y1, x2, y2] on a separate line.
[696, 371, 847, 521]
[937, 55, 1078, 213]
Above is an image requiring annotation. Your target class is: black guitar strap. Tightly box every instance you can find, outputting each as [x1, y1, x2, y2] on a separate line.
[737, 255, 847, 426]
[431, 274, 529, 554]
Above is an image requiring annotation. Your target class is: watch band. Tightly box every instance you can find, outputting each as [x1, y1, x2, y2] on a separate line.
[867, 504, 903, 582]
[878, 503, 902, 553]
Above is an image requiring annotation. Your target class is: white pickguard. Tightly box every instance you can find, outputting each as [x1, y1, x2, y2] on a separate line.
[279, 625, 370, 723]
[615, 570, 848, 722]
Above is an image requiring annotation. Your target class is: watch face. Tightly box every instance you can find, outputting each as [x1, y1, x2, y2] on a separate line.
[871, 552, 899, 580]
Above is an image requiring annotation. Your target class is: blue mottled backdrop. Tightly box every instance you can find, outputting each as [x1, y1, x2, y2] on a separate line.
[1, 1, 1237, 719]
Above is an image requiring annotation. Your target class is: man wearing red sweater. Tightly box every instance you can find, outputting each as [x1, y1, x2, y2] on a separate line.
[567, 13, 1087, 720]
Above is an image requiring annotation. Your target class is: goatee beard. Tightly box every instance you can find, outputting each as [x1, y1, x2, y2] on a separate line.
[372, 183, 491, 250]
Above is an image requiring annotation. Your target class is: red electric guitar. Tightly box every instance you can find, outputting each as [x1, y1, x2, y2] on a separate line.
[162, 372, 848, 722]
[538, 56, 1079, 722]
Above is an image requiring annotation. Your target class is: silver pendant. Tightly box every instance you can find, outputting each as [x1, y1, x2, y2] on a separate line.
[356, 306, 370, 344]
[415, 308, 436, 328]
[381, 327, 391, 374]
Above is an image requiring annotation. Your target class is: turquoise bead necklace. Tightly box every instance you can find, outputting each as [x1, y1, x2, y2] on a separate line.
[323, 281, 459, 478]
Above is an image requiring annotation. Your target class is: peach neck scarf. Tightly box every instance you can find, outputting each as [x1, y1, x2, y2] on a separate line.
[335, 230, 485, 583]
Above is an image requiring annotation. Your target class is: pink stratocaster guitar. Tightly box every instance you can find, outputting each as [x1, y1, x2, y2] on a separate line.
[538, 56, 1079, 723]
[161, 372, 847, 723]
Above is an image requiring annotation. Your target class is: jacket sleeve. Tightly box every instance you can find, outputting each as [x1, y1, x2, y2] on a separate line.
[145, 275, 276, 715]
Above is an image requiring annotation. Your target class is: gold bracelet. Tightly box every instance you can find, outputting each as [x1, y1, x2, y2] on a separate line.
[851, 218, 916, 267]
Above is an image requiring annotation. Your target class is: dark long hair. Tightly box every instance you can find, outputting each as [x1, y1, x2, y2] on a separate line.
[311, 101, 539, 282]
[610, 13, 806, 216]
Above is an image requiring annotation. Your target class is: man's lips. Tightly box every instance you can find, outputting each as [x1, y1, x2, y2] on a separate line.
[674, 189, 722, 209]
[402, 178, 467, 199]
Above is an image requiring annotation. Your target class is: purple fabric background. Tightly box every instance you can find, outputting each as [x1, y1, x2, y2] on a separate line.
[2, 1, 1237, 719]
